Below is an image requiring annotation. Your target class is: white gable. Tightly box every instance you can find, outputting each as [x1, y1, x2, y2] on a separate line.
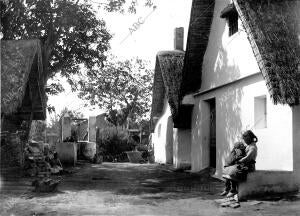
[200, 0, 260, 92]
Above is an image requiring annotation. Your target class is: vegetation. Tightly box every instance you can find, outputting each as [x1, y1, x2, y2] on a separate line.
[96, 127, 136, 162]
[78, 57, 153, 127]
[0, 0, 155, 95]
[1, 0, 155, 148]
[29, 120, 47, 142]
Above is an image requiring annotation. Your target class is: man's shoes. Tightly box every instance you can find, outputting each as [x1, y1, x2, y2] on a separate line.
[226, 192, 237, 198]
[220, 190, 229, 196]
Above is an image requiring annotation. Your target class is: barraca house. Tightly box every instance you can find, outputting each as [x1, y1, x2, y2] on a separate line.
[150, 0, 300, 199]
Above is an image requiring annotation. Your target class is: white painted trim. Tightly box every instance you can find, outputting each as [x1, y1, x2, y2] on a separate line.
[193, 72, 261, 97]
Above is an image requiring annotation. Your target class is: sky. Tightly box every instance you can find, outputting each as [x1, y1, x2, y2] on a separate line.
[47, 0, 192, 123]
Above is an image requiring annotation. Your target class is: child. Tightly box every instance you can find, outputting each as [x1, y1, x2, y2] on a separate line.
[221, 130, 258, 197]
[224, 142, 246, 167]
[220, 142, 246, 196]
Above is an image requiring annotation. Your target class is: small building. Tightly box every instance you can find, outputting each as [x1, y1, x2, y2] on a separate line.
[178, 0, 300, 197]
[1, 40, 46, 167]
[150, 28, 192, 167]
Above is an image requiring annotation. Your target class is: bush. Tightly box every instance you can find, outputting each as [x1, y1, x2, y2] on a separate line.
[96, 127, 136, 162]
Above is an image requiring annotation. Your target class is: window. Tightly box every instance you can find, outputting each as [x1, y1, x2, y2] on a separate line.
[254, 96, 267, 129]
[228, 13, 238, 36]
[220, 3, 239, 37]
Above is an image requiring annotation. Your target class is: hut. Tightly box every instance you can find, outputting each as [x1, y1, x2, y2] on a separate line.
[178, 0, 300, 198]
[1, 39, 46, 167]
[150, 27, 192, 167]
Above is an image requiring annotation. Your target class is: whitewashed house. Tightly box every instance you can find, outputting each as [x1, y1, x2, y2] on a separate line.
[151, 28, 192, 167]
[177, 0, 300, 198]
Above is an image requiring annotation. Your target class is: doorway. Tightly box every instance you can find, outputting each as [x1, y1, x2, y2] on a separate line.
[206, 98, 216, 169]
[166, 116, 173, 164]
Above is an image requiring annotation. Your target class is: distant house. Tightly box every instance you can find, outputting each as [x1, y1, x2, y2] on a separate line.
[178, 0, 300, 197]
[150, 28, 192, 167]
[1, 40, 46, 167]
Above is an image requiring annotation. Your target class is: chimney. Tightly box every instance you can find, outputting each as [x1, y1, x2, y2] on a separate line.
[174, 27, 184, 51]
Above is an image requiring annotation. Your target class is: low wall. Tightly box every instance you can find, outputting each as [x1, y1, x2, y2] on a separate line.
[238, 171, 299, 200]
[56, 142, 77, 166]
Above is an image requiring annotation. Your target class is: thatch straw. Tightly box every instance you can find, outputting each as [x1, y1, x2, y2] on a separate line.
[180, 0, 215, 98]
[150, 50, 185, 127]
[233, 0, 300, 105]
[1, 40, 44, 115]
[181, 0, 300, 106]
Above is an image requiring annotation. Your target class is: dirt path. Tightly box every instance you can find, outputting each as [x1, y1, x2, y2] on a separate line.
[1, 162, 300, 216]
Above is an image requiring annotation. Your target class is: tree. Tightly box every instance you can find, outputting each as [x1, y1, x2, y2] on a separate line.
[0, 0, 155, 94]
[78, 57, 153, 125]
[105, 109, 127, 128]
[29, 120, 47, 142]
[1, 0, 108, 86]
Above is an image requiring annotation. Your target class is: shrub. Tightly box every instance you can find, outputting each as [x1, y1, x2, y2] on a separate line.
[96, 127, 136, 162]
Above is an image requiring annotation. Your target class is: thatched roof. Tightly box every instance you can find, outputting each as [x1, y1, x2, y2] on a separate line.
[181, 0, 300, 105]
[233, 0, 300, 105]
[180, 0, 215, 97]
[1, 40, 46, 120]
[150, 50, 185, 128]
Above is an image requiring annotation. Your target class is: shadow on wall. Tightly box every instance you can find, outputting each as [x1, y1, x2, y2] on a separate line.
[218, 85, 243, 168]
[210, 1, 245, 168]
[214, 42, 244, 172]
[193, 0, 245, 172]
[202, 0, 242, 90]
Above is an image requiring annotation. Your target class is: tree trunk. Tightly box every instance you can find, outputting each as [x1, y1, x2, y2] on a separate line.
[1, 16, 10, 40]
[41, 25, 56, 82]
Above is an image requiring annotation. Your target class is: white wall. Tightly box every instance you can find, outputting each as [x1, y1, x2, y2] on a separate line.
[153, 97, 173, 164]
[191, 75, 294, 178]
[292, 105, 300, 183]
[88, 116, 97, 142]
[62, 116, 71, 141]
[152, 98, 192, 167]
[241, 80, 293, 172]
[173, 128, 191, 168]
[201, 0, 260, 92]
[190, 0, 294, 177]
[191, 100, 210, 171]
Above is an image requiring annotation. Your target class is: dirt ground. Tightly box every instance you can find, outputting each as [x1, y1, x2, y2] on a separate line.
[1, 162, 300, 216]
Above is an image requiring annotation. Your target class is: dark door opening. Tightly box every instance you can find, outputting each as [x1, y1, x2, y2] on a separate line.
[166, 116, 173, 164]
[207, 98, 216, 169]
